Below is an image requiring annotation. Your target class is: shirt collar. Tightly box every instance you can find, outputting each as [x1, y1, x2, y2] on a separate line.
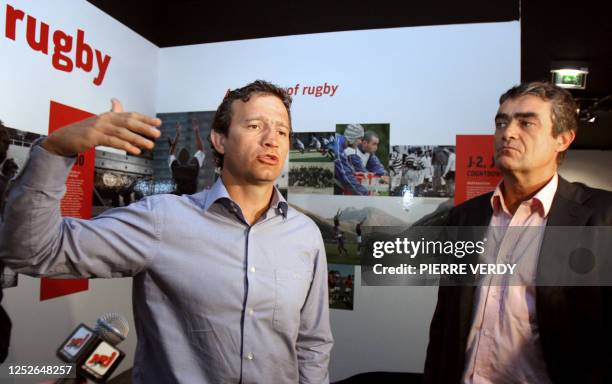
[202, 177, 288, 219]
[490, 173, 558, 217]
[270, 186, 289, 218]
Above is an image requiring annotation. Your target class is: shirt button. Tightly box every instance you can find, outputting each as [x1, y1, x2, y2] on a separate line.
[246, 352, 254, 360]
[250, 267, 256, 273]
[248, 308, 254, 316]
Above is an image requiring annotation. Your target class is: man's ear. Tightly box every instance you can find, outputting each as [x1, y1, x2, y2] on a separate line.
[556, 129, 576, 152]
[210, 129, 226, 155]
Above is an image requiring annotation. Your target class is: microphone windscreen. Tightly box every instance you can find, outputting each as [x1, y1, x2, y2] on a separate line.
[95, 312, 129, 345]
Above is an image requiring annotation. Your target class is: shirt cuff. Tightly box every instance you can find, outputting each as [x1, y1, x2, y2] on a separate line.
[17, 143, 76, 190]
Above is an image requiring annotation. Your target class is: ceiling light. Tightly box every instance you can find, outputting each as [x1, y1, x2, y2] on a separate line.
[550, 67, 589, 90]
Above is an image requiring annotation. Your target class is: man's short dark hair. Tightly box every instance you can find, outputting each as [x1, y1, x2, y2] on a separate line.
[177, 148, 190, 165]
[499, 81, 578, 163]
[0, 120, 9, 164]
[363, 131, 379, 143]
[209, 80, 292, 168]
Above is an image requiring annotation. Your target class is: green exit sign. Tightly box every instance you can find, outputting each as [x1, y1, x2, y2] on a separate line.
[551, 68, 588, 89]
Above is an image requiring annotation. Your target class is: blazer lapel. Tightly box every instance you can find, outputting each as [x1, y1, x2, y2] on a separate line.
[473, 196, 494, 227]
[546, 177, 592, 226]
[538, 177, 593, 282]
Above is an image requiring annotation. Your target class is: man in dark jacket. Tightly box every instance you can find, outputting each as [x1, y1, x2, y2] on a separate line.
[424, 82, 612, 383]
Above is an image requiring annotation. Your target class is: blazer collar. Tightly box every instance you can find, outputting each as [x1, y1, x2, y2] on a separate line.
[546, 176, 592, 226]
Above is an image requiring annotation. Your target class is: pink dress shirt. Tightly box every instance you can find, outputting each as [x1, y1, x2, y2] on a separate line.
[462, 174, 559, 383]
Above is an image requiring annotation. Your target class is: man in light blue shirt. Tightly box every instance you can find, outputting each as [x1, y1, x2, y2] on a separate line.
[0, 80, 333, 383]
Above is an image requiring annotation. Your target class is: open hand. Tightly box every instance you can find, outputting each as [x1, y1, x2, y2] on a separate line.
[42, 98, 162, 156]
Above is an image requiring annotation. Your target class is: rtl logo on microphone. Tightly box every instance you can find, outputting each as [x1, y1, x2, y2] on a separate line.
[58, 324, 96, 361]
[57, 322, 126, 383]
[67, 334, 90, 349]
[81, 341, 122, 379]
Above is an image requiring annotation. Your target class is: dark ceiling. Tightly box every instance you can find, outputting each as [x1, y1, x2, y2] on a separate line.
[87, 0, 519, 47]
[87, 0, 612, 149]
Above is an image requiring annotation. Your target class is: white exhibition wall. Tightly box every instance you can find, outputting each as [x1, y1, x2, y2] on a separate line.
[156, 21, 521, 381]
[1, 1, 563, 381]
[0, 0, 158, 134]
[157, 22, 521, 145]
[0, 0, 158, 380]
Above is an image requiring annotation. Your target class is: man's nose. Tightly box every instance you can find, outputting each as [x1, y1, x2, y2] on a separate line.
[262, 126, 279, 147]
[501, 119, 520, 141]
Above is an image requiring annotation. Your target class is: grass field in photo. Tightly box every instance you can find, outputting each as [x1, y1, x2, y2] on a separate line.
[325, 242, 361, 265]
[289, 149, 333, 163]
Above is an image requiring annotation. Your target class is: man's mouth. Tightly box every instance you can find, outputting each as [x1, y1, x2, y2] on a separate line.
[257, 153, 279, 165]
[498, 146, 520, 154]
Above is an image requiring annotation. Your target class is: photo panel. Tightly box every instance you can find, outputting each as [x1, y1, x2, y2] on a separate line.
[289, 193, 452, 265]
[154, 111, 217, 195]
[289, 131, 335, 195]
[334, 123, 390, 196]
[328, 263, 355, 310]
[91, 149, 156, 216]
[389, 145, 456, 198]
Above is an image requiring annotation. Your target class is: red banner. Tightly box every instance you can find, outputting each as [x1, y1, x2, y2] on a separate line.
[455, 135, 502, 205]
[40, 101, 95, 301]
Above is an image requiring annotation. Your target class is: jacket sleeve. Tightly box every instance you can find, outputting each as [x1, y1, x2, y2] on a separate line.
[334, 157, 368, 195]
[366, 154, 386, 176]
[0, 145, 160, 278]
[348, 153, 367, 173]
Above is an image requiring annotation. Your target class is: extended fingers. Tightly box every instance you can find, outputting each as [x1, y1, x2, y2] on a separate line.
[107, 125, 156, 151]
[109, 112, 162, 138]
[100, 134, 142, 155]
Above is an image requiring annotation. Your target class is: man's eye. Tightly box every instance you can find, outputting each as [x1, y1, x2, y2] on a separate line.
[495, 121, 507, 129]
[248, 124, 260, 130]
[278, 130, 288, 136]
[521, 121, 534, 128]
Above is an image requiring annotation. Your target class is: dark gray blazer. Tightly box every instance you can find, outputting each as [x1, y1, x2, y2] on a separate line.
[424, 177, 612, 384]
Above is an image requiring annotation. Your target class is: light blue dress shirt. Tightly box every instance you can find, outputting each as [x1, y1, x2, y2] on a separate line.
[0, 145, 333, 383]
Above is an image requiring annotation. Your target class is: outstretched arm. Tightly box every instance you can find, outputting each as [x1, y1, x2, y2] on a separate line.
[43, 98, 160, 157]
[192, 118, 204, 153]
[168, 123, 181, 155]
[366, 154, 387, 176]
[0, 99, 163, 278]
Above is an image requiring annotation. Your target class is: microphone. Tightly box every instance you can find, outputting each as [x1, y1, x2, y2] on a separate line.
[56, 312, 128, 383]
[95, 312, 129, 345]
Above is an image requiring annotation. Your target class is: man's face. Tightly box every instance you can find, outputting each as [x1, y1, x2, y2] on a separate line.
[361, 136, 379, 154]
[214, 94, 290, 185]
[494, 95, 573, 177]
